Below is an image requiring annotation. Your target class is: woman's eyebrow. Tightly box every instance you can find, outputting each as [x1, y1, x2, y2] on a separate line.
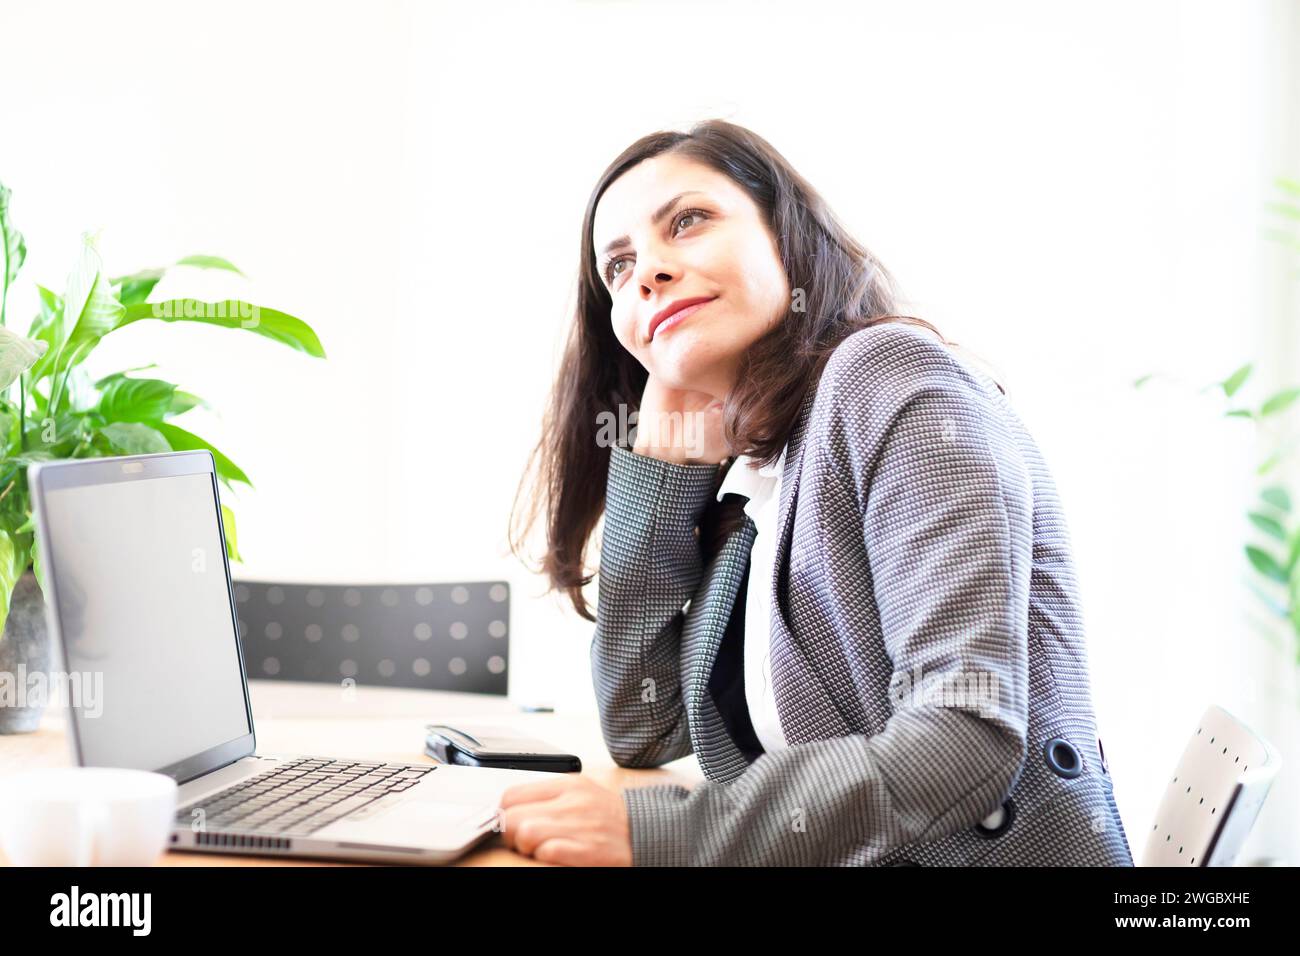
[599, 190, 710, 259]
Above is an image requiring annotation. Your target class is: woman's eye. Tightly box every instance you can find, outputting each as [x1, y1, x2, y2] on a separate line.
[674, 208, 705, 232]
[604, 207, 708, 285]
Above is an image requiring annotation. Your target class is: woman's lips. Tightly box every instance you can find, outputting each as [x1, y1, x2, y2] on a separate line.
[652, 298, 714, 340]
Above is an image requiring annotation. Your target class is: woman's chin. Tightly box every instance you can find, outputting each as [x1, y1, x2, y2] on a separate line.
[650, 334, 727, 390]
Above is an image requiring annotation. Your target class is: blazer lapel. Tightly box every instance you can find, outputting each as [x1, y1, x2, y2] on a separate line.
[682, 509, 758, 784]
[768, 385, 857, 744]
[684, 384, 853, 780]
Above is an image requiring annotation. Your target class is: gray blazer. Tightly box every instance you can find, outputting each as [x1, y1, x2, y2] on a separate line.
[591, 323, 1134, 866]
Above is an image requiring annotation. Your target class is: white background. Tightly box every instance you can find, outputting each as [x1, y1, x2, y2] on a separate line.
[4, 0, 1298, 863]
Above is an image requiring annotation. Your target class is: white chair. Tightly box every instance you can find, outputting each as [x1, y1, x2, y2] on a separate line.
[1141, 704, 1281, 866]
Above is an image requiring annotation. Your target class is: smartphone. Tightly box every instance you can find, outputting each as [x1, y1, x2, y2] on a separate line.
[424, 724, 582, 773]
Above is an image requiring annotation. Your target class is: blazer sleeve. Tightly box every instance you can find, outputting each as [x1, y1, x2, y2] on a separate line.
[591, 442, 721, 768]
[621, 332, 1033, 865]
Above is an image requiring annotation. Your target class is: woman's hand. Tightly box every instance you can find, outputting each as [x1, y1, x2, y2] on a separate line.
[496, 775, 633, 866]
[632, 376, 729, 465]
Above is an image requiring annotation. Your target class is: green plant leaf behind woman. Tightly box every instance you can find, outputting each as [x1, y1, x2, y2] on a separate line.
[0, 177, 325, 633]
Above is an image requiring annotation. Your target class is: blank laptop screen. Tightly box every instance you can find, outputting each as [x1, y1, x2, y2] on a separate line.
[41, 470, 251, 772]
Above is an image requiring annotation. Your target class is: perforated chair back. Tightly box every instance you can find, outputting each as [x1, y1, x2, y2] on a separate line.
[1141, 704, 1280, 866]
[232, 579, 509, 695]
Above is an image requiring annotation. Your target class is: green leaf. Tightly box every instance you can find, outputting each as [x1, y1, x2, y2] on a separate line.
[118, 299, 325, 358]
[1226, 409, 1254, 420]
[1132, 374, 1154, 389]
[1262, 486, 1292, 512]
[1248, 511, 1288, 541]
[112, 269, 165, 307]
[96, 374, 177, 423]
[30, 535, 45, 595]
[176, 254, 246, 277]
[110, 255, 244, 309]
[221, 502, 243, 563]
[1, 450, 56, 469]
[1265, 200, 1300, 221]
[0, 530, 20, 628]
[0, 327, 48, 391]
[151, 421, 251, 487]
[1259, 388, 1300, 417]
[0, 454, 53, 492]
[1287, 527, 1300, 573]
[1261, 225, 1296, 246]
[47, 236, 125, 409]
[1246, 544, 1289, 585]
[60, 367, 101, 414]
[21, 412, 86, 458]
[1, 181, 26, 328]
[99, 421, 170, 455]
[24, 286, 63, 383]
[167, 390, 210, 417]
[1221, 363, 1253, 398]
[0, 406, 14, 457]
[1277, 176, 1300, 198]
[1259, 449, 1291, 475]
[60, 273, 125, 377]
[93, 364, 158, 386]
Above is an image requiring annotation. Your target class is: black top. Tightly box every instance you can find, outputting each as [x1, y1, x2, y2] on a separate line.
[706, 561, 766, 763]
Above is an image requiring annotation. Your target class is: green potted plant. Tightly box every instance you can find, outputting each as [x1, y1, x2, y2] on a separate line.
[0, 179, 325, 733]
[1135, 175, 1300, 685]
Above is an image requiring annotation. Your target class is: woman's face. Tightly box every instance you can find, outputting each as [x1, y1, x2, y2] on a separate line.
[592, 153, 790, 399]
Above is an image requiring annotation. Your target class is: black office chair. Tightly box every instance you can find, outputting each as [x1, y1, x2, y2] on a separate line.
[231, 579, 509, 695]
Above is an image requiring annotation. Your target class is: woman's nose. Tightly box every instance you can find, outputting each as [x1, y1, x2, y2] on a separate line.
[638, 270, 674, 296]
[632, 246, 677, 293]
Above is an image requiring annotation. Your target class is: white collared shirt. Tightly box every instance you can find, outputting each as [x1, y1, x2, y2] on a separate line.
[715, 445, 790, 754]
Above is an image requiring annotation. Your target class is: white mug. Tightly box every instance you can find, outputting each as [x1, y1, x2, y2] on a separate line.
[0, 767, 177, 866]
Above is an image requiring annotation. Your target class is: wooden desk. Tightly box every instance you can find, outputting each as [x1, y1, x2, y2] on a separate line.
[0, 680, 703, 866]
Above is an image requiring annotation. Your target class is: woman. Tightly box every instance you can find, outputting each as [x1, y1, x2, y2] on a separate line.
[502, 119, 1133, 867]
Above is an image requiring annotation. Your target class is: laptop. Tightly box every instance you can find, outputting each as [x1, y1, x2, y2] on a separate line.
[28, 449, 556, 864]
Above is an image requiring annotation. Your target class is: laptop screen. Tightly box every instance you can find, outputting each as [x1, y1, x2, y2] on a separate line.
[36, 458, 253, 774]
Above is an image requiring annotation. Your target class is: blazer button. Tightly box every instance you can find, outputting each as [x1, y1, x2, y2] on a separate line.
[1044, 737, 1083, 779]
[974, 798, 1015, 838]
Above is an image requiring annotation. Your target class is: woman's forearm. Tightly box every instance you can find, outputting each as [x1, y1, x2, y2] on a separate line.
[590, 443, 721, 767]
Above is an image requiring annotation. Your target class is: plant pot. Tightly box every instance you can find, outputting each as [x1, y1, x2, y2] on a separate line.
[0, 571, 51, 734]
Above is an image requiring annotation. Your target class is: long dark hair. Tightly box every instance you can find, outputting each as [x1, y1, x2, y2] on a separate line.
[510, 119, 946, 621]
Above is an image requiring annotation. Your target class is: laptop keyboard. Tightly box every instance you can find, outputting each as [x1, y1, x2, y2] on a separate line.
[175, 757, 435, 836]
